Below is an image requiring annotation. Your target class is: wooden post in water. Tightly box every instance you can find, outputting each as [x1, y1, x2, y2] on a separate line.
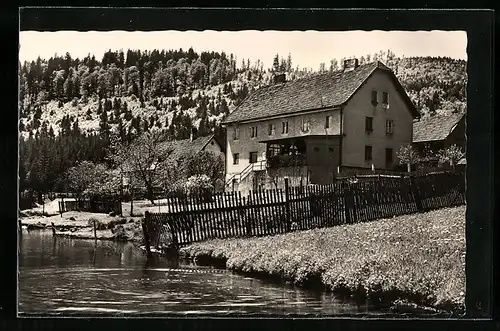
[142, 211, 152, 257]
[93, 219, 97, 245]
[18, 219, 22, 235]
[51, 222, 56, 236]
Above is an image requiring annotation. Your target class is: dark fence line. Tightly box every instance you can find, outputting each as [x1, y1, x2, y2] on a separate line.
[336, 165, 464, 179]
[58, 199, 123, 216]
[19, 196, 35, 210]
[143, 171, 465, 250]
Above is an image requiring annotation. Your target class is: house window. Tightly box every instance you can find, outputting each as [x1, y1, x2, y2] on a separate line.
[371, 90, 378, 105]
[386, 148, 393, 166]
[382, 92, 389, 105]
[325, 115, 332, 129]
[365, 116, 373, 133]
[268, 123, 276, 136]
[365, 145, 373, 161]
[233, 126, 240, 140]
[301, 117, 310, 133]
[233, 153, 240, 165]
[250, 126, 258, 138]
[386, 120, 395, 135]
[281, 121, 289, 134]
[249, 151, 258, 164]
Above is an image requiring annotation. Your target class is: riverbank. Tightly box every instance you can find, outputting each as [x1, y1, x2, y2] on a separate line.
[20, 210, 144, 242]
[180, 206, 466, 315]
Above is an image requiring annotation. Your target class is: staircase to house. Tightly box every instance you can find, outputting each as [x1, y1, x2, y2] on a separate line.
[225, 160, 266, 190]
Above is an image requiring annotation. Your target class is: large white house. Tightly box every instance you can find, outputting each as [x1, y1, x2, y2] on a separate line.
[222, 59, 419, 192]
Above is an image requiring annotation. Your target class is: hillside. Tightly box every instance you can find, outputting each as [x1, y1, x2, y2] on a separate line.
[19, 50, 467, 138]
[18, 49, 467, 194]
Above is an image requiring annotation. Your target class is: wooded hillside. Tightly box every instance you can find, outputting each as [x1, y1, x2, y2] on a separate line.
[18, 48, 467, 194]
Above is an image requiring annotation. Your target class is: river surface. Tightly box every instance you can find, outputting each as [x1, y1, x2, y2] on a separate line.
[18, 230, 390, 316]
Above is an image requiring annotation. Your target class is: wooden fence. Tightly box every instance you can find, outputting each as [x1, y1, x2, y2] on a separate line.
[58, 200, 123, 215]
[142, 171, 465, 251]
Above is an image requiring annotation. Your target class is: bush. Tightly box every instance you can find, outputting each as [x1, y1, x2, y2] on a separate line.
[183, 175, 214, 198]
[108, 217, 127, 229]
[88, 217, 107, 230]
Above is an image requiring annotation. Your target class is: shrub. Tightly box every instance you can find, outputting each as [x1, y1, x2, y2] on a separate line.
[88, 217, 107, 230]
[182, 174, 214, 198]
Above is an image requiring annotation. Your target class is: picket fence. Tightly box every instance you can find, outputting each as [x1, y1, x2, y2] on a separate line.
[142, 171, 465, 252]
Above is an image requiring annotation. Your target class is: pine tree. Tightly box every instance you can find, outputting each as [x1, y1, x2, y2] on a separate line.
[272, 54, 280, 73]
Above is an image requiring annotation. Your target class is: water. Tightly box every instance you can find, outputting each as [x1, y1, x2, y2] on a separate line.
[18, 230, 390, 316]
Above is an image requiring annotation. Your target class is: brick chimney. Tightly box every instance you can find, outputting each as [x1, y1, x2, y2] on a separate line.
[273, 73, 286, 84]
[343, 58, 359, 72]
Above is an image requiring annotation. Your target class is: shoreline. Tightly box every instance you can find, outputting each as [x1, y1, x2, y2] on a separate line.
[19, 211, 144, 243]
[179, 206, 466, 316]
[180, 252, 459, 316]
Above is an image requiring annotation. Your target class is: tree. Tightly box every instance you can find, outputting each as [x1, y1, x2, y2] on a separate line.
[286, 53, 292, 73]
[396, 144, 420, 172]
[177, 150, 225, 188]
[110, 131, 173, 204]
[272, 54, 280, 73]
[437, 144, 465, 169]
[66, 161, 99, 204]
[319, 63, 326, 73]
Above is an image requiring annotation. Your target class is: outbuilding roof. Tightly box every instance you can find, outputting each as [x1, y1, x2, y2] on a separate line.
[413, 112, 465, 143]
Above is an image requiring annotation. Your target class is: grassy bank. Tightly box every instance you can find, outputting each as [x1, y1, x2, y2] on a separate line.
[180, 206, 466, 314]
[20, 210, 144, 242]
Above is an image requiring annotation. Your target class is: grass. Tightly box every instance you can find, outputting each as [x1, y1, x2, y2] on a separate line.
[180, 206, 466, 313]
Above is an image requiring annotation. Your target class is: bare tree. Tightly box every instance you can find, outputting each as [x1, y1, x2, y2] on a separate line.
[111, 131, 173, 204]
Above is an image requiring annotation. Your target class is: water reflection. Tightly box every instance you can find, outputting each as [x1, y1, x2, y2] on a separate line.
[19, 230, 389, 316]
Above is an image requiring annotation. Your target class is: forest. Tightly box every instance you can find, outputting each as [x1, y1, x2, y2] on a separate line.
[18, 48, 467, 196]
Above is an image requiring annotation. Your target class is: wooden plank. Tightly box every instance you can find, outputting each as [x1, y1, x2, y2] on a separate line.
[218, 195, 228, 237]
[269, 189, 279, 235]
[262, 189, 271, 236]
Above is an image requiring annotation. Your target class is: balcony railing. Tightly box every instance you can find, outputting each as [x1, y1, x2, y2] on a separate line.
[267, 154, 307, 168]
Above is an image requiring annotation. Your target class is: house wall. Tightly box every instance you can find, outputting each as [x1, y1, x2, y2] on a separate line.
[202, 137, 223, 153]
[305, 136, 341, 184]
[225, 109, 341, 179]
[342, 70, 414, 170]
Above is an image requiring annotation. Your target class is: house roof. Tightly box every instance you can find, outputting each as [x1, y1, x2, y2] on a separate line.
[413, 112, 465, 143]
[121, 134, 218, 173]
[160, 134, 218, 163]
[223, 61, 419, 124]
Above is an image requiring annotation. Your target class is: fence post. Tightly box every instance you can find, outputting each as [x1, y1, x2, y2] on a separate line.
[284, 178, 291, 231]
[142, 211, 152, 257]
[344, 183, 352, 224]
[410, 175, 424, 212]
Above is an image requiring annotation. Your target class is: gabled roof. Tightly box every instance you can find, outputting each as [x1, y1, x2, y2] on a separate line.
[122, 134, 218, 173]
[160, 134, 218, 163]
[413, 112, 465, 143]
[223, 61, 419, 124]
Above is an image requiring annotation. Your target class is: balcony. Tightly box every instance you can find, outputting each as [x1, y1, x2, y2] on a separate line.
[267, 154, 307, 168]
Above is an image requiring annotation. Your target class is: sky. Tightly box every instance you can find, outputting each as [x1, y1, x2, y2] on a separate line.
[19, 30, 467, 70]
